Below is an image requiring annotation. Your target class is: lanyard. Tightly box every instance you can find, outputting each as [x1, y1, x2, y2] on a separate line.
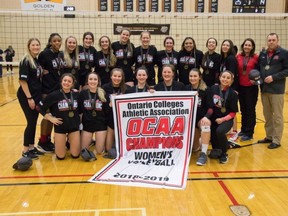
[164, 82, 172, 91]
[135, 85, 146, 92]
[87, 90, 97, 111]
[165, 51, 174, 65]
[219, 86, 229, 110]
[140, 47, 149, 64]
[84, 48, 91, 66]
[60, 90, 74, 111]
[242, 56, 250, 75]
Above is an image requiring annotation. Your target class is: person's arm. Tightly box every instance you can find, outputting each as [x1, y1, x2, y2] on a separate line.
[19, 80, 35, 110]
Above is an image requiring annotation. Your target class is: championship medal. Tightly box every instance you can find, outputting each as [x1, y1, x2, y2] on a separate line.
[85, 64, 90, 70]
[123, 60, 128, 65]
[265, 65, 270, 70]
[221, 107, 226, 113]
[92, 110, 97, 117]
[68, 111, 74, 118]
[205, 70, 209, 75]
[71, 69, 76, 74]
[184, 65, 189, 70]
[242, 70, 246, 75]
[105, 67, 110, 73]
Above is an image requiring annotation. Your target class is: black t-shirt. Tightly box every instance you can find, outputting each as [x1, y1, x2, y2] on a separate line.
[78, 45, 97, 79]
[112, 41, 135, 82]
[156, 50, 179, 82]
[38, 48, 63, 94]
[18, 58, 42, 103]
[94, 51, 114, 86]
[38, 90, 80, 132]
[201, 52, 221, 87]
[154, 81, 186, 91]
[134, 45, 158, 86]
[78, 89, 107, 124]
[178, 49, 203, 85]
[208, 85, 238, 120]
[220, 54, 239, 91]
[186, 84, 210, 121]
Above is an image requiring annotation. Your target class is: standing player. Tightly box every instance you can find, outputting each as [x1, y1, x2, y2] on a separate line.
[95, 36, 117, 85]
[112, 28, 135, 87]
[134, 31, 158, 86]
[61, 36, 80, 89]
[178, 37, 203, 85]
[156, 36, 179, 82]
[17, 38, 44, 159]
[78, 32, 97, 89]
[37, 33, 63, 153]
[201, 37, 221, 87]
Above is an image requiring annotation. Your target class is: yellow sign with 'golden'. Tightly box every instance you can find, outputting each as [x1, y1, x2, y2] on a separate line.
[21, 0, 66, 11]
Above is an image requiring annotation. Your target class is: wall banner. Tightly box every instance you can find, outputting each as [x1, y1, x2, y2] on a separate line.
[89, 92, 198, 189]
[21, 0, 67, 11]
[114, 23, 170, 35]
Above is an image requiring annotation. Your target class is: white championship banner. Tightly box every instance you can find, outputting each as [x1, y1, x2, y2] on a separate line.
[89, 91, 198, 189]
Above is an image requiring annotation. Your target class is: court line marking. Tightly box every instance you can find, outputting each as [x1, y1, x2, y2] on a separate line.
[2, 169, 288, 180]
[0, 208, 146, 216]
[1, 176, 288, 187]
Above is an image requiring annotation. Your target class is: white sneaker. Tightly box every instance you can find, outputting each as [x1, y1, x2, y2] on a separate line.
[228, 131, 239, 142]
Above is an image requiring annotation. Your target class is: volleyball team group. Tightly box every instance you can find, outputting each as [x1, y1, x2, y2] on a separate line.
[16, 29, 288, 166]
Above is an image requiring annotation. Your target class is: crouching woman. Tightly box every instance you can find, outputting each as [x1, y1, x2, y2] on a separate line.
[37, 73, 81, 159]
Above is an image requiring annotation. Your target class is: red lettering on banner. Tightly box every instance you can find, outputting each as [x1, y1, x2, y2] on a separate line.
[127, 117, 184, 136]
[126, 136, 183, 151]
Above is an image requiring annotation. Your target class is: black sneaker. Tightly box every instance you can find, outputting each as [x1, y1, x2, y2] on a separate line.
[37, 140, 55, 153]
[30, 148, 45, 156]
[22, 151, 39, 160]
[208, 149, 222, 159]
[219, 153, 228, 164]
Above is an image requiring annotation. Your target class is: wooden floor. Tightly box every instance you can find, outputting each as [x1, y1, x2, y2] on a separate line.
[0, 69, 288, 216]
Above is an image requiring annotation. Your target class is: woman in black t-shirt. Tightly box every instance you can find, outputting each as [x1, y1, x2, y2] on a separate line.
[37, 73, 81, 160]
[17, 38, 43, 160]
[112, 28, 135, 86]
[78, 72, 107, 155]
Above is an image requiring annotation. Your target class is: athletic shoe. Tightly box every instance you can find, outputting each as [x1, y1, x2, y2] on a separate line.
[267, 142, 281, 149]
[228, 131, 239, 142]
[240, 135, 253, 142]
[228, 141, 241, 149]
[238, 131, 245, 137]
[196, 152, 207, 166]
[37, 139, 55, 153]
[22, 151, 38, 160]
[208, 148, 222, 159]
[219, 153, 228, 164]
[30, 148, 45, 156]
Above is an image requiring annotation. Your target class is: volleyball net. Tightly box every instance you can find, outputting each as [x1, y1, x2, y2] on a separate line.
[0, 11, 287, 61]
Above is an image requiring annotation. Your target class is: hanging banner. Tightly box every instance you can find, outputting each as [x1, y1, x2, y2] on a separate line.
[114, 23, 170, 35]
[89, 92, 197, 189]
[21, 0, 67, 11]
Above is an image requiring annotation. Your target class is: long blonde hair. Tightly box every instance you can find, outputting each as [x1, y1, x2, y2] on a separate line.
[86, 72, 106, 102]
[63, 36, 79, 68]
[20, 38, 41, 69]
[98, 35, 116, 67]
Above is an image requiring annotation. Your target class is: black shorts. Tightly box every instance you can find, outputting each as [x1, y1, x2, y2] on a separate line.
[54, 125, 79, 134]
[83, 119, 107, 133]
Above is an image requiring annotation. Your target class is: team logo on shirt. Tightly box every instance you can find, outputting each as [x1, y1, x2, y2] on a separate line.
[58, 100, 78, 111]
[213, 94, 223, 108]
[83, 99, 103, 111]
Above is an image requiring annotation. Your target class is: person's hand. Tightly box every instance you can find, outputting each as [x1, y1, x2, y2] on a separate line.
[200, 117, 210, 126]
[28, 99, 35, 110]
[264, 75, 273, 83]
[215, 118, 224, 124]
